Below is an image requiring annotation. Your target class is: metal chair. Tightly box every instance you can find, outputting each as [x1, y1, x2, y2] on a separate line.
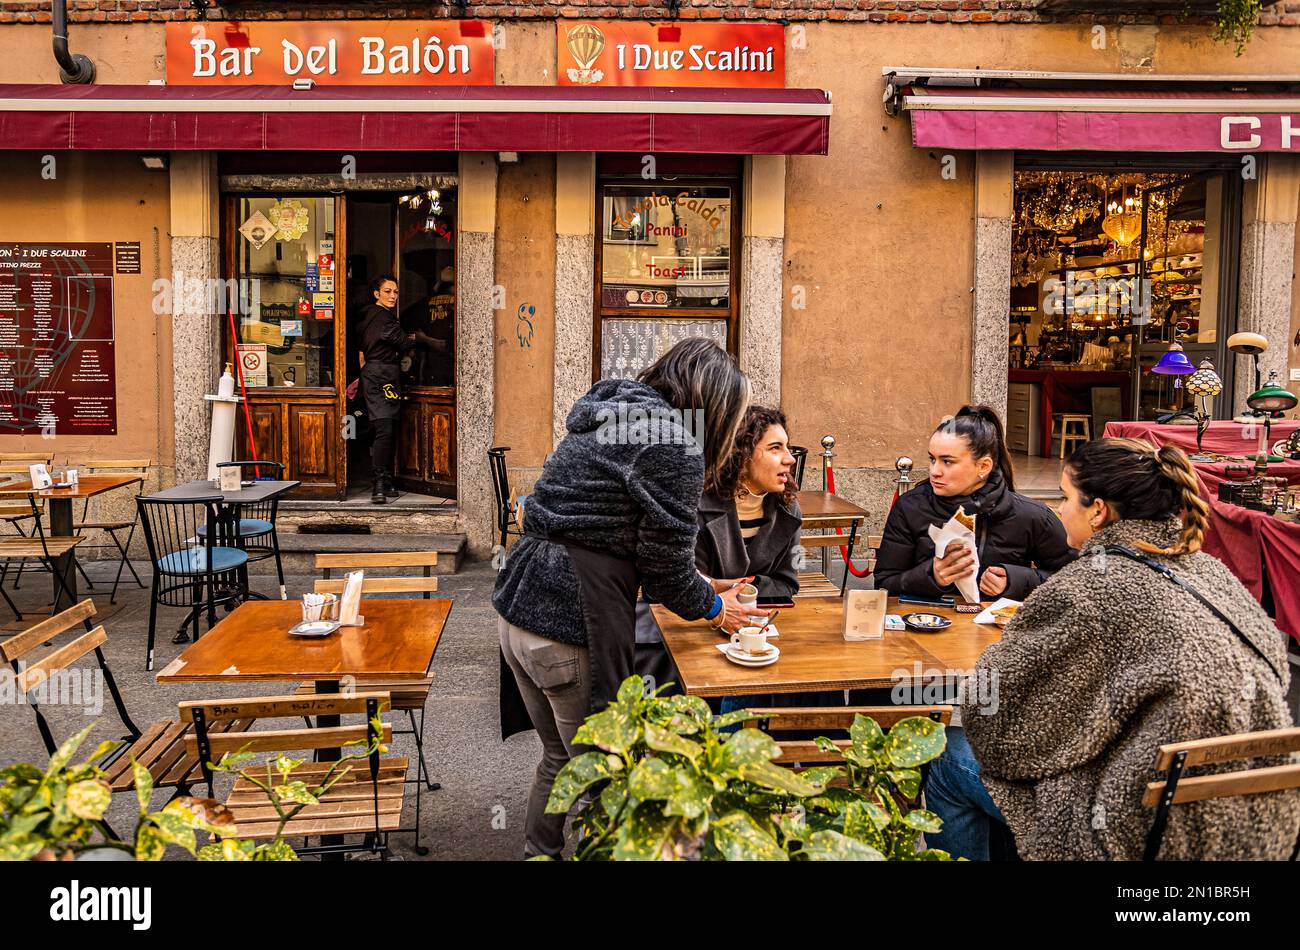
[74, 458, 150, 604]
[0, 459, 61, 593]
[201, 459, 286, 598]
[0, 490, 83, 620]
[136, 494, 249, 672]
[488, 446, 523, 551]
[789, 445, 808, 489]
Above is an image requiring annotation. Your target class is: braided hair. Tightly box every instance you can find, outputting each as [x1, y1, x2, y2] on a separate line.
[1065, 437, 1209, 557]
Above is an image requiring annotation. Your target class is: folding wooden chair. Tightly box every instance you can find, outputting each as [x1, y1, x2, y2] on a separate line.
[0, 461, 54, 594]
[74, 459, 150, 604]
[0, 490, 83, 621]
[0, 600, 253, 803]
[181, 692, 403, 859]
[294, 551, 441, 854]
[1142, 726, 1300, 861]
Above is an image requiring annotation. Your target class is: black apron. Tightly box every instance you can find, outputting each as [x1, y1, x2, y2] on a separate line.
[360, 360, 402, 421]
[498, 538, 642, 739]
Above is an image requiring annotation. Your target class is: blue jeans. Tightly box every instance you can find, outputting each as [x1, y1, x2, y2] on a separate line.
[924, 726, 1008, 861]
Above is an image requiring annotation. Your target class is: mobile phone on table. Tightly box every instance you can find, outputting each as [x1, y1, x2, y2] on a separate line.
[898, 594, 956, 608]
[756, 597, 794, 608]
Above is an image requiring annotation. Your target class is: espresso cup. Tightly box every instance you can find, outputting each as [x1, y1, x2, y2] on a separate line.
[730, 625, 769, 655]
[736, 583, 758, 608]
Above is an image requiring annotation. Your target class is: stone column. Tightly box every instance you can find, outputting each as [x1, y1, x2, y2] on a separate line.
[552, 152, 596, 449]
[1234, 155, 1300, 412]
[741, 154, 785, 407]
[168, 152, 222, 486]
[457, 152, 498, 558]
[972, 151, 1014, 419]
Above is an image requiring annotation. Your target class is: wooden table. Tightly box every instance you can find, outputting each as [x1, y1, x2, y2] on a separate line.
[652, 597, 1000, 698]
[155, 598, 450, 685]
[2, 474, 143, 610]
[794, 490, 870, 596]
[157, 597, 451, 858]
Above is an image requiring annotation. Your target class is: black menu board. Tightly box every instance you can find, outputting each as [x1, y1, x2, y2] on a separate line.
[0, 243, 117, 435]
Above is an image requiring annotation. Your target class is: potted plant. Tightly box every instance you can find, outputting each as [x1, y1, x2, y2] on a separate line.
[542, 676, 956, 861]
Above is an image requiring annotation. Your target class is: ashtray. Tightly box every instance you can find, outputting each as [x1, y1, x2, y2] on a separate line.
[289, 620, 340, 637]
[903, 612, 952, 632]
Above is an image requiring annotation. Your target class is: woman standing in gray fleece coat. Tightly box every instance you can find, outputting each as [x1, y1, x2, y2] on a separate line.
[929, 437, 1300, 860]
[492, 338, 754, 858]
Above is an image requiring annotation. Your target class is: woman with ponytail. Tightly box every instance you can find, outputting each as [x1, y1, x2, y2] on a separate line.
[874, 404, 1073, 601]
[926, 437, 1300, 860]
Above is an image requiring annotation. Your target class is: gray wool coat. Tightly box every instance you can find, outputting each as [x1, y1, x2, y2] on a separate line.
[962, 517, 1300, 861]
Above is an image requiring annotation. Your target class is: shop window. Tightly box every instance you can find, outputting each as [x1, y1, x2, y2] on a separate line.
[232, 196, 337, 389]
[595, 179, 738, 379]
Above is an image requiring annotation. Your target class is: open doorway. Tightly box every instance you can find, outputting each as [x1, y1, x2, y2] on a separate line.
[344, 189, 458, 503]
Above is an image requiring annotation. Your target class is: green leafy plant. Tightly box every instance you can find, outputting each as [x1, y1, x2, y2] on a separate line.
[0, 722, 233, 861]
[542, 676, 955, 861]
[1206, 0, 1265, 54]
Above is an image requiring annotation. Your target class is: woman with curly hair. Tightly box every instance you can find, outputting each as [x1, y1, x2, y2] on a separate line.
[634, 405, 802, 691]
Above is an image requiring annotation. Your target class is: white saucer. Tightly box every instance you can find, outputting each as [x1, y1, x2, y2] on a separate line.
[719, 643, 780, 667]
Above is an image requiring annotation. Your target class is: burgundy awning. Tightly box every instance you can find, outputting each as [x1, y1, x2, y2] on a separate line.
[0, 84, 831, 155]
[903, 86, 1300, 152]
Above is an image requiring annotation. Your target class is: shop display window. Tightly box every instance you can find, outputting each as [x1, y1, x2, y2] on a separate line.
[232, 196, 337, 389]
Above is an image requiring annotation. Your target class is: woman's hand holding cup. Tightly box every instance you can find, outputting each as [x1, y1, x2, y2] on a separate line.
[717, 584, 766, 634]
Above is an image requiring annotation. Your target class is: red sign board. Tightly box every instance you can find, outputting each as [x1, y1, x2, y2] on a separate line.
[0, 243, 117, 435]
[166, 21, 496, 85]
[557, 22, 785, 88]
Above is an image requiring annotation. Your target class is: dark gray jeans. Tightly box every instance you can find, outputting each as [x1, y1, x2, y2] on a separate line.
[498, 616, 591, 859]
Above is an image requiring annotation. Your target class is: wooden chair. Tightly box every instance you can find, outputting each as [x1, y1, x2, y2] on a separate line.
[0, 490, 83, 621]
[74, 459, 150, 604]
[745, 705, 953, 768]
[0, 600, 253, 802]
[1052, 413, 1091, 459]
[298, 551, 442, 854]
[0, 452, 55, 464]
[488, 446, 523, 551]
[181, 692, 403, 859]
[1142, 726, 1300, 861]
[0, 463, 49, 592]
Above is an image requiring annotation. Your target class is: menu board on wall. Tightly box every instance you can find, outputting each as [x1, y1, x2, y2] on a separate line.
[0, 243, 117, 435]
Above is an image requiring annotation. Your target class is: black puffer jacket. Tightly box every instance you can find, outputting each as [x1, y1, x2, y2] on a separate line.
[492, 378, 716, 646]
[874, 469, 1075, 601]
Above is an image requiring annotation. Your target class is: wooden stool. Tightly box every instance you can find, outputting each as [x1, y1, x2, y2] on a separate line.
[1053, 413, 1091, 458]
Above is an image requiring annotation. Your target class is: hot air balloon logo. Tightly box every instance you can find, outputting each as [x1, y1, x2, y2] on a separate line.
[565, 23, 605, 84]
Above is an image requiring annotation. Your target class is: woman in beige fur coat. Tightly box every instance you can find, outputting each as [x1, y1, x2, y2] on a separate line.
[928, 438, 1300, 860]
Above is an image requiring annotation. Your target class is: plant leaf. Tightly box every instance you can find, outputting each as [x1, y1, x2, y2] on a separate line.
[148, 812, 198, 856]
[65, 779, 112, 821]
[627, 759, 679, 801]
[45, 722, 96, 779]
[797, 766, 843, 790]
[131, 760, 154, 814]
[572, 706, 640, 755]
[710, 811, 788, 862]
[800, 829, 885, 861]
[737, 762, 819, 797]
[274, 781, 320, 806]
[902, 808, 943, 834]
[163, 796, 238, 837]
[711, 709, 763, 730]
[887, 768, 922, 799]
[843, 801, 890, 854]
[719, 728, 781, 772]
[884, 717, 947, 769]
[849, 714, 886, 751]
[663, 770, 711, 820]
[611, 803, 678, 861]
[85, 740, 124, 765]
[643, 721, 700, 760]
[134, 824, 167, 861]
[646, 694, 712, 734]
[599, 777, 628, 821]
[545, 751, 616, 814]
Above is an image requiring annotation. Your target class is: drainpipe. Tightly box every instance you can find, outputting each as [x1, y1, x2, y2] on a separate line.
[52, 0, 95, 84]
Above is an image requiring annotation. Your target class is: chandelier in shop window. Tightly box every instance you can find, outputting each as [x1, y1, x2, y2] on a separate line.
[1102, 182, 1142, 247]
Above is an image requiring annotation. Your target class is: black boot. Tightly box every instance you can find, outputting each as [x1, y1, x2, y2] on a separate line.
[371, 475, 387, 505]
[383, 474, 400, 500]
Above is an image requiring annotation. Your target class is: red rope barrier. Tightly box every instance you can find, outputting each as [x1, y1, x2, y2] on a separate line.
[824, 463, 892, 578]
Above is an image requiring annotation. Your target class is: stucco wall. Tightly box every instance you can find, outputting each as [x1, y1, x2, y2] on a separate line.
[0, 151, 174, 474]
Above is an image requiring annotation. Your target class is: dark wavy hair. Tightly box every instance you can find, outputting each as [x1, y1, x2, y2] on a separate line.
[1066, 437, 1208, 557]
[706, 405, 797, 507]
[638, 338, 750, 476]
[934, 404, 1016, 492]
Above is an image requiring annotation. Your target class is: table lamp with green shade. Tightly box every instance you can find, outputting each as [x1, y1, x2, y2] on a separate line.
[1246, 370, 1298, 476]
[1184, 358, 1223, 461]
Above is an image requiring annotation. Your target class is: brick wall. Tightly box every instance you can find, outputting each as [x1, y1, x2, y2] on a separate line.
[3, 0, 1300, 26]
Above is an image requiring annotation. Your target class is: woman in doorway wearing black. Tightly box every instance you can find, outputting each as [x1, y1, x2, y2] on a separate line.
[357, 274, 434, 504]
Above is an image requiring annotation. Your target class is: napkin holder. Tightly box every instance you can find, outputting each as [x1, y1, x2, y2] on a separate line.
[843, 589, 886, 641]
[29, 463, 52, 490]
[338, 569, 365, 628]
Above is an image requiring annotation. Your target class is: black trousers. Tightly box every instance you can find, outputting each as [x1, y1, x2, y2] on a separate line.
[371, 416, 397, 477]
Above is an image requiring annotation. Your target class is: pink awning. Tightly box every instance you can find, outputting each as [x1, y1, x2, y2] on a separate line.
[0, 84, 831, 155]
[903, 86, 1300, 152]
